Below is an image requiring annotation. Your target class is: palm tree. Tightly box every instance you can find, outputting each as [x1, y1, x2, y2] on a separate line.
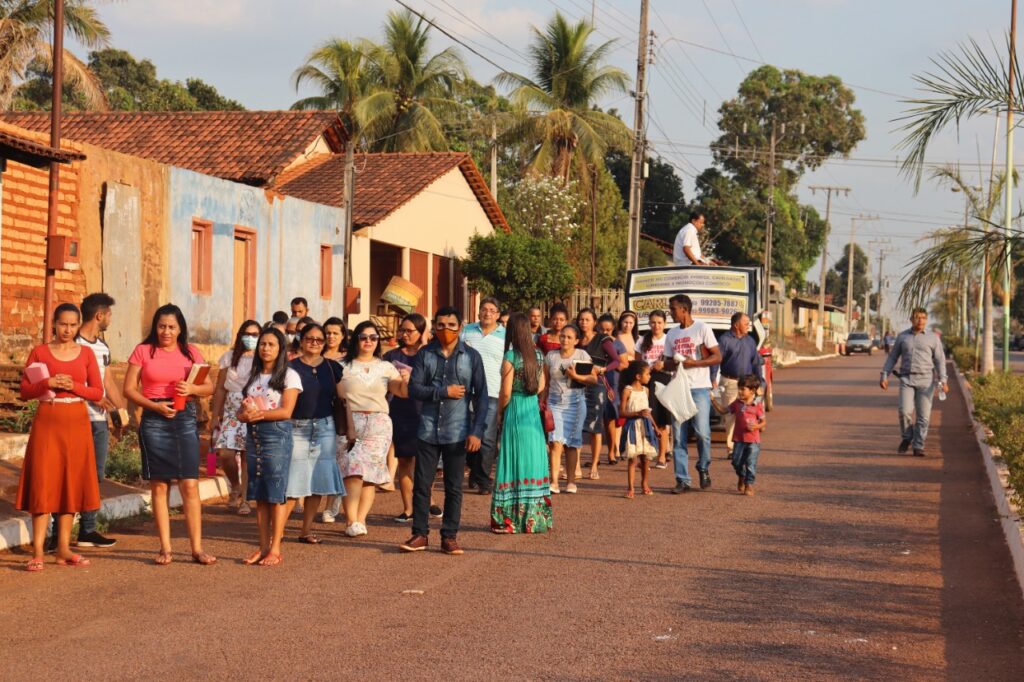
[291, 38, 376, 137]
[354, 9, 466, 152]
[495, 12, 631, 185]
[0, 0, 110, 109]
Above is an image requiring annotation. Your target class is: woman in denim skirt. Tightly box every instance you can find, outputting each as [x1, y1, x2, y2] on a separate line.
[123, 304, 216, 566]
[285, 323, 345, 544]
[542, 324, 597, 495]
[239, 328, 302, 567]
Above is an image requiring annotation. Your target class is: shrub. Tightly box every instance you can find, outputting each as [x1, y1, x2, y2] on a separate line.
[971, 373, 1024, 506]
[951, 345, 977, 373]
[0, 400, 38, 433]
[106, 430, 143, 485]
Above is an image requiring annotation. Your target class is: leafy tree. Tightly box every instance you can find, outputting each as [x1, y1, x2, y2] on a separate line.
[459, 232, 575, 309]
[355, 10, 466, 152]
[185, 78, 243, 110]
[606, 149, 687, 244]
[500, 174, 583, 241]
[638, 237, 670, 268]
[496, 12, 630, 185]
[826, 243, 871, 309]
[291, 37, 375, 136]
[562, 165, 629, 287]
[2, 0, 110, 109]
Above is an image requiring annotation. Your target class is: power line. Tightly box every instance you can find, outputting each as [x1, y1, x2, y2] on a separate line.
[702, 0, 745, 75]
[394, 0, 514, 73]
[420, 0, 530, 67]
[730, 0, 765, 63]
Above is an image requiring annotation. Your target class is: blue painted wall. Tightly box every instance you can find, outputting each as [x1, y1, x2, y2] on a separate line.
[167, 167, 345, 344]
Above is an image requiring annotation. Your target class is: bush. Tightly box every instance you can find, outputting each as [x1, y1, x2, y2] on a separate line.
[951, 345, 977, 373]
[971, 373, 1024, 506]
[106, 430, 143, 485]
[0, 400, 38, 433]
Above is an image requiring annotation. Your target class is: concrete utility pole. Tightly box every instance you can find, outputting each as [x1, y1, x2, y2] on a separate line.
[845, 214, 879, 332]
[808, 184, 850, 348]
[625, 0, 650, 271]
[1003, 0, 1017, 372]
[868, 239, 893, 335]
[42, 0, 64, 342]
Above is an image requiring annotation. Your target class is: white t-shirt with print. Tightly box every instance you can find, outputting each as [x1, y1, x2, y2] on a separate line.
[245, 368, 302, 410]
[218, 351, 255, 394]
[641, 335, 666, 367]
[673, 223, 703, 265]
[664, 320, 718, 389]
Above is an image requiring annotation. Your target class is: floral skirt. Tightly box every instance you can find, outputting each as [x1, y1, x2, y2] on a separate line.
[338, 412, 392, 485]
[214, 391, 246, 451]
[490, 393, 553, 534]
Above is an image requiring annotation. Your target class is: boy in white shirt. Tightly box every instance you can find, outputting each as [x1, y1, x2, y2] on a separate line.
[663, 294, 722, 492]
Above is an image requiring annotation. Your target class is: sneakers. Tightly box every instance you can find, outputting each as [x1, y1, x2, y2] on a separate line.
[672, 480, 691, 494]
[344, 522, 367, 537]
[744, 484, 755, 496]
[393, 512, 413, 523]
[400, 535, 428, 552]
[913, 448, 926, 457]
[441, 537, 464, 555]
[321, 509, 337, 524]
[76, 531, 117, 548]
[897, 439, 911, 454]
[699, 471, 712, 489]
[429, 504, 443, 519]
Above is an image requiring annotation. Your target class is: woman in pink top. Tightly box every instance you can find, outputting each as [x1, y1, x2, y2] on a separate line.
[18, 304, 103, 572]
[123, 304, 215, 566]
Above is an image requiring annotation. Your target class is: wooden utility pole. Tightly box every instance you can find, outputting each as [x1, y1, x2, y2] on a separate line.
[1003, 0, 1017, 372]
[764, 122, 776, 328]
[490, 119, 497, 199]
[845, 214, 878, 331]
[42, 0, 64, 342]
[625, 0, 649, 271]
[808, 184, 850, 348]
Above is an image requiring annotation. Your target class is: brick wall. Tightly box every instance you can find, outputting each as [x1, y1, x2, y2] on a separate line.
[1, 158, 86, 361]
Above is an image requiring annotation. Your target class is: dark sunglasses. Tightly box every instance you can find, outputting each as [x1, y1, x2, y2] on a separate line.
[358, 334, 379, 342]
[303, 337, 325, 345]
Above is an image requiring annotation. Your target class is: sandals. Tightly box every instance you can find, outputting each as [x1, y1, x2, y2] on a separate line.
[227, 490, 241, 510]
[237, 501, 252, 516]
[154, 551, 173, 566]
[25, 558, 44, 572]
[586, 471, 600, 480]
[297, 534, 322, 545]
[191, 552, 218, 565]
[642, 487, 654, 496]
[565, 483, 578, 494]
[258, 552, 282, 567]
[56, 554, 91, 568]
[243, 549, 264, 565]
[624, 490, 635, 499]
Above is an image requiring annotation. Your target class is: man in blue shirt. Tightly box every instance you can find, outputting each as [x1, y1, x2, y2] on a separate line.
[716, 312, 763, 457]
[459, 296, 506, 494]
[400, 306, 488, 555]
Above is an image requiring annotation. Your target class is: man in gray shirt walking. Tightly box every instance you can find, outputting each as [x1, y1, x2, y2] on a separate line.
[879, 307, 948, 456]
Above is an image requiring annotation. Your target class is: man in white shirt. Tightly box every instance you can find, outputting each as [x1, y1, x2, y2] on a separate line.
[459, 296, 506, 494]
[673, 211, 712, 266]
[663, 294, 722, 493]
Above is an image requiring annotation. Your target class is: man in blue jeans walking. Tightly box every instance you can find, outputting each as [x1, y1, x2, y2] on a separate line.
[662, 294, 722, 493]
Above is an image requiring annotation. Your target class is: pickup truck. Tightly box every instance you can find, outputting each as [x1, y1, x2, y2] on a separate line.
[624, 264, 774, 411]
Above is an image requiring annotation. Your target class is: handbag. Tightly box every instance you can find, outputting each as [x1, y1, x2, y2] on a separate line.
[539, 398, 555, 433]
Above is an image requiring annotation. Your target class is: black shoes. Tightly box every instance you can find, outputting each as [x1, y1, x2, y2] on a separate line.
[699, 471, 712, 489]
[393, 512, 413, 523]
[76, 531, 117, 548]
[672, 481, 691, 494]
[898, 439, 911, 454]
[429, 505, 443, 519]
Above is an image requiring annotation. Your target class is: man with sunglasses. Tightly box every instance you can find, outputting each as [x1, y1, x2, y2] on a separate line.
[400, 306, 488, 555]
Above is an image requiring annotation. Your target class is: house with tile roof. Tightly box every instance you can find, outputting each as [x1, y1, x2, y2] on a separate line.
[274, 151, 508, 324]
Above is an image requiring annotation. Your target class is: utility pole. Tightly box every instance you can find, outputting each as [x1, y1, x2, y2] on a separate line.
[868, 239, 893, 335]
[490, 119, 497, 199]
[1003, 0, 1017, 372]
[625, 0, 650, 271]
[42, 0, 64, 342]
[846, 214, 879, 332]
[808, 184, 850, 349]
[764, 122, 777, 332]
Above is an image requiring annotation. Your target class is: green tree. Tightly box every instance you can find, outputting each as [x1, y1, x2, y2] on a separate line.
[638, 238, 670, 268]
[826, 243, 870, 309]
[606, 149, 687, 244]
[501, 174, 583, 241]
[291, 37, 375, 135]
[459, 232, 575, 309]
[561, 165, 629, 287]
[355, 9, 466, 152]
[496, 12, 630, 185]
[1, 0, 110, 109]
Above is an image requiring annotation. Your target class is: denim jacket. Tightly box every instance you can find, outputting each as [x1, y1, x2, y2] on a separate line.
[409, 340, 489, 444]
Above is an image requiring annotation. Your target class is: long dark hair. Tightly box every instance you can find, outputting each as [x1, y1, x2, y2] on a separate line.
[322, 316, 348, 356]
[344, 321, 382, 364]
[617, 310, 639, 341]
[142, 303, 194, 361]
[504, 312, 540, 395]
[244, 328, 289, 394]
[230, 319, 261, 369]
[618, 359, 650, 392]
[399, 313, 427, 349]
[640, 310, 667, 353]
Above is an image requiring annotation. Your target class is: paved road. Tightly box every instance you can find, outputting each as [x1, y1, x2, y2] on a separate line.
[2, 355, 1023, 680]
[1011, 349, 1024, 373]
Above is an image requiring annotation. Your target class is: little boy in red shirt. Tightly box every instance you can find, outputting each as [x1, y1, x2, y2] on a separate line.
[729, 374, 766, 495]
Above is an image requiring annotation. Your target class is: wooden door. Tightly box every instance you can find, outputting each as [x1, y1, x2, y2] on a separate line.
[233, 229, 256, 331]
[432, 255, 451, 313]
[409, 249, 429, 315]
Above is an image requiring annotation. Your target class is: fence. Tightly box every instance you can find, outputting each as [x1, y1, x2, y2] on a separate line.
[548, 288, 626, 319]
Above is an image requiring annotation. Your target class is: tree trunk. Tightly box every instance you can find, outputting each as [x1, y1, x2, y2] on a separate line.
[982, 261, 995, 374]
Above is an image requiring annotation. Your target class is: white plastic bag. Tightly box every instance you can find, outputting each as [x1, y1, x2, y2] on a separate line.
[655, 368, 698, 423]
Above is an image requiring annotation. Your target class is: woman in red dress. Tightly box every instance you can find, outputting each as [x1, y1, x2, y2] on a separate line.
[18, 303, 103, 571]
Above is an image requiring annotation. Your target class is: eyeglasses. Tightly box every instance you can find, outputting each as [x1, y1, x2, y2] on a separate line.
[358, 334, 379, 342]
[303, 337, 325, 345]
[398, 328, 417, 335]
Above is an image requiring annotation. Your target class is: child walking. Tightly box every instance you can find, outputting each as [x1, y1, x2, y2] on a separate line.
[618, 361, 659, 498]
[729, 374, 766, 495]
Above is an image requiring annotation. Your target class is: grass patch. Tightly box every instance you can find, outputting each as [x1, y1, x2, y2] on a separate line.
[106, 430, 143, 485]
[0, 400, 37, 433]
[971, 372, 1024, 506]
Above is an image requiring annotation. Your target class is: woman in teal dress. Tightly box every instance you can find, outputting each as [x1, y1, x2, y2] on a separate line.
[491, 312, 553, 534]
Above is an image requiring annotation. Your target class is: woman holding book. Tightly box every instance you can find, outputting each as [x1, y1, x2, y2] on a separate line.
[542, 323, 597, 495]
[240, 327, 302, 566]
[576, 308, 621, 479]
[211, 319, 261, 516]
[123, 304, 215, 566]
[18, 303, 103, 571]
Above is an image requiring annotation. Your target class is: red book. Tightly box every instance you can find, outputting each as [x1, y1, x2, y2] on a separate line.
[186, 363, 210, 384]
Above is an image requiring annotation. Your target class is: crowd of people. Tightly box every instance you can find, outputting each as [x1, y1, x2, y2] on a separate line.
[15, 291, 768, 571]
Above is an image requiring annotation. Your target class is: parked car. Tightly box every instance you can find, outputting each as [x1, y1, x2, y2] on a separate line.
[845, 332, 874, 356]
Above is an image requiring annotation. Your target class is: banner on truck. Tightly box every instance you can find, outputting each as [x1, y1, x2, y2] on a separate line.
[629, 293, 751, 327]
[625, 265, 761, 330]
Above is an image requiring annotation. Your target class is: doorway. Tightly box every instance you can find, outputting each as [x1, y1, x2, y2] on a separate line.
[233, 228, 256, 332]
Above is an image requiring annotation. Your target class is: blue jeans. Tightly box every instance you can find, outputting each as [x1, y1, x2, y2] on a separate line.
[52, 420, 109, 538]
[899, 379, 936, 450]
[731, 441, 760, 485]
[469, 397, 499, 486]
[672, 388, 711, 485]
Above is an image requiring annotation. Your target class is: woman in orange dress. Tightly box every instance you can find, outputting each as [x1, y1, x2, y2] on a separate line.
[18, 303, 103, 571]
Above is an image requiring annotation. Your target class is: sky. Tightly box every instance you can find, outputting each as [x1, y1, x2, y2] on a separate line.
[73, 0, 1022, 322]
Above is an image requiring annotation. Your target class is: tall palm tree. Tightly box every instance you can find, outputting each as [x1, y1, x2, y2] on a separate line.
[495, 12, 631, 185]
[0, 0, 110, 109]
[291, 38, 376, 137]
[354, 9, 466, 152]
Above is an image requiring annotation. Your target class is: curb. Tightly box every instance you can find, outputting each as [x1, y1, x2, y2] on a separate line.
[0, 475, 232, 552]
[776, 352, 839, 368]
[953, 368, 1024, 599]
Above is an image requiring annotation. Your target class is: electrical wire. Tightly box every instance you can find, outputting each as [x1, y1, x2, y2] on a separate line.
[730, 0, 765, 63]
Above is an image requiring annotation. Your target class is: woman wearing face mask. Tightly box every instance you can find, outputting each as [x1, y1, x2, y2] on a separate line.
[211, 320, 261, 516]
[640, 310, 672, 468]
